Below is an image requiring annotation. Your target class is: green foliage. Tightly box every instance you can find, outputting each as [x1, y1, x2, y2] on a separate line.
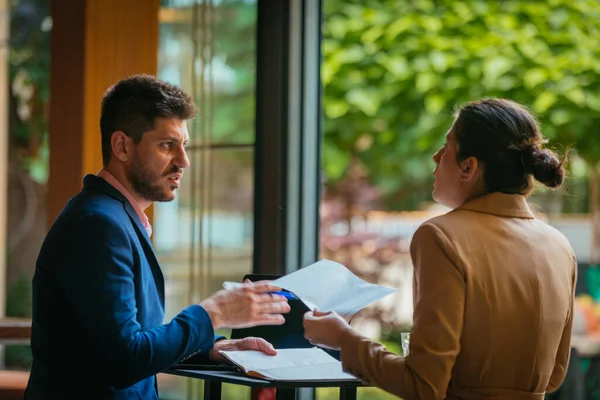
[210, 1, 256, 145]
[161, 0, 257, 145]
[6, 273, 32, 318]
[9, 0, 51, 183]
[5, 345, 33, 370]
[322, 0, 600, 202]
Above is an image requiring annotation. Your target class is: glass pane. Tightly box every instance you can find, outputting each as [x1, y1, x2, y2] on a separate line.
[156, 2, 257, 398]
[154, 147, 254, 400]
[155, 147, 254, 319]
[319, 1, 598, 399]
[158, 0, 256, 145]
[4, 0, 51, 372]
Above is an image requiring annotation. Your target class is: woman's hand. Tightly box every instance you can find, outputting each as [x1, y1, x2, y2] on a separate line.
[303, 310, 352, 350]
[209, 337, 277, 362]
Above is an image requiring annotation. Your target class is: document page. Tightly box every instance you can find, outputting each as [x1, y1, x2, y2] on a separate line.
[273, 259, 396, 316]
[220, 347, 358, 381]
[222, 259, 396, 316]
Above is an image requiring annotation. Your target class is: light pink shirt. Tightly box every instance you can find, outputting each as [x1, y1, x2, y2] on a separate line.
[97, 169, 152, 237]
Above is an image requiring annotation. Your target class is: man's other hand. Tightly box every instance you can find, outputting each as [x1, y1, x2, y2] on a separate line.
[209, 337, 277, 362]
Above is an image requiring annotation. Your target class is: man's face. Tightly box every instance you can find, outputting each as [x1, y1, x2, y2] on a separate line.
[126, 117, 190, 203]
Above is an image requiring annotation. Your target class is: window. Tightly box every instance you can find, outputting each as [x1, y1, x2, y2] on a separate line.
[156, 1, 258, 398]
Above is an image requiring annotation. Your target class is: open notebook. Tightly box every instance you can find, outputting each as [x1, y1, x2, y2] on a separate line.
[219, 347, 359, 382]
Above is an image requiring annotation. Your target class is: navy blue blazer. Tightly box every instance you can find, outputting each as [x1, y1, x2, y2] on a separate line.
[25, 175, 218, 399]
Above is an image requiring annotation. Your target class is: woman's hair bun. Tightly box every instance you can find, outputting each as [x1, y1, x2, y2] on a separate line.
[523, 147, 566, 188]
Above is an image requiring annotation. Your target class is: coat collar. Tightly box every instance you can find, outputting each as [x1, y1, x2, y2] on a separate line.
[82, 174, 150, 237]
[83, 174, 128, 203]
[457, 192, 535, 219]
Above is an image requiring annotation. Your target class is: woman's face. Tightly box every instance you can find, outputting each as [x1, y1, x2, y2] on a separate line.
[432, 123, 480, 209]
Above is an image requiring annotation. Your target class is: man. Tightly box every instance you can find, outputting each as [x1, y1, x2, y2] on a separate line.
[25, 75, 290, 399]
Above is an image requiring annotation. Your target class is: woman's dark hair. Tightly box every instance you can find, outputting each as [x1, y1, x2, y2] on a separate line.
[100, 74, 197, 166]
[453, 98, 568, 195]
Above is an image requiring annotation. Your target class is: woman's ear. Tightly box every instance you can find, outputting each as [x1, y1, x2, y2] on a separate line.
[111, 131, 130, 162]
[460, 156, 479, 182]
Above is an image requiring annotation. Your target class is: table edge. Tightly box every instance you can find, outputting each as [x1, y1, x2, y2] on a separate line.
[163, 369, 366, 389]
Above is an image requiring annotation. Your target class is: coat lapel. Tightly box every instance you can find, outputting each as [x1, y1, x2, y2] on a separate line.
[122, 202, 166, 308]
[83, 175, 166, 308]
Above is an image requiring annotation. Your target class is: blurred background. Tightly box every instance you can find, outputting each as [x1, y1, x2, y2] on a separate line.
[2, 0, 600, 399]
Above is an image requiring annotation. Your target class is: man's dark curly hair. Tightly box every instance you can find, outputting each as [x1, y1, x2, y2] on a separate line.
[100, 74, 197, 165]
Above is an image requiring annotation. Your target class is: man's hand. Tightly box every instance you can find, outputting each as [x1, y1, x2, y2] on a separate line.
[209, 337, 277, 362]
[200, 280, 291, 329]
[303, 310, 352, 350]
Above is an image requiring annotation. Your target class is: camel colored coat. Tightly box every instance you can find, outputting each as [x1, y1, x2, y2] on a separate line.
[340, 193, 577, 400]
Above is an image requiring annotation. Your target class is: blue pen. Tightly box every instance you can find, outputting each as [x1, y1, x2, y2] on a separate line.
[271, 290, 298, 300]
[222, 281, 298, 300]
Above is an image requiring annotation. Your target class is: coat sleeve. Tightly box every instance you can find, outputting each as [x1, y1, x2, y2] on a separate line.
[54, 212, 217, 389]
[546, 257, 577, 392]
[339, 222, 466, 400]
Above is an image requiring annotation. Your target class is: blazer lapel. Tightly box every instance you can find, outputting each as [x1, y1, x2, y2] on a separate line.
[122, 201, 166, 309]
[83, 175, 166, 308]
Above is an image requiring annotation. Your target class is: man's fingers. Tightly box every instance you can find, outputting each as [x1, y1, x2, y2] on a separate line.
[254, 293, 288, 303]
[256, 314, 286, 325]
[257, 300, 290, 314]
[250, 282, 283, 293]
[238, 337, 277, 355]
[255, 338, 277, 355]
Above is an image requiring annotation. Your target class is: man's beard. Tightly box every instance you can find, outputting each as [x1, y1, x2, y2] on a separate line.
[126, 154, 179, 203]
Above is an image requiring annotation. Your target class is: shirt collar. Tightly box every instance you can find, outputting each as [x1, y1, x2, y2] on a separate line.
[457, 192, 536, 219]
[96, 169, 152, 237]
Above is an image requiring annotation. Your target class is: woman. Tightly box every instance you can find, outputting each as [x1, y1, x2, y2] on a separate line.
[304, 98, 576, 400]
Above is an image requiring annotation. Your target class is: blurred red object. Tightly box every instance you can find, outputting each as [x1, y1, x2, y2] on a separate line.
[251, 388, 276, 400]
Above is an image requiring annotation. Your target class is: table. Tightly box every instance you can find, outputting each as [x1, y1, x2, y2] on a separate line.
[165, 369, 363, 400]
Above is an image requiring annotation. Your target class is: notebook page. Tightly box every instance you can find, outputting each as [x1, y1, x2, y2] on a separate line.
[220, 347, 339, 373]
[254, 362, 358, 381]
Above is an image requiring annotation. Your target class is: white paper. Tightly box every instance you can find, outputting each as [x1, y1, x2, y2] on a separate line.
[273, 259, 396, 316]
[223, 260, 395, 316]
[220, 347, 357, 381]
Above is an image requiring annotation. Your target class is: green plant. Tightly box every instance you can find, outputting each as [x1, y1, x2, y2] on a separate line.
[322, 0, 600, 210]
[6, 273, 32, 318]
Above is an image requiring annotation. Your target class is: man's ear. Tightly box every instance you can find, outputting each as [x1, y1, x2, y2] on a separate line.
[111, 131, 130, 162]
[460, 156, 479, 182]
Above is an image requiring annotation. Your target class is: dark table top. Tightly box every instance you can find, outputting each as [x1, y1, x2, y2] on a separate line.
[164, 369, 364, 389]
